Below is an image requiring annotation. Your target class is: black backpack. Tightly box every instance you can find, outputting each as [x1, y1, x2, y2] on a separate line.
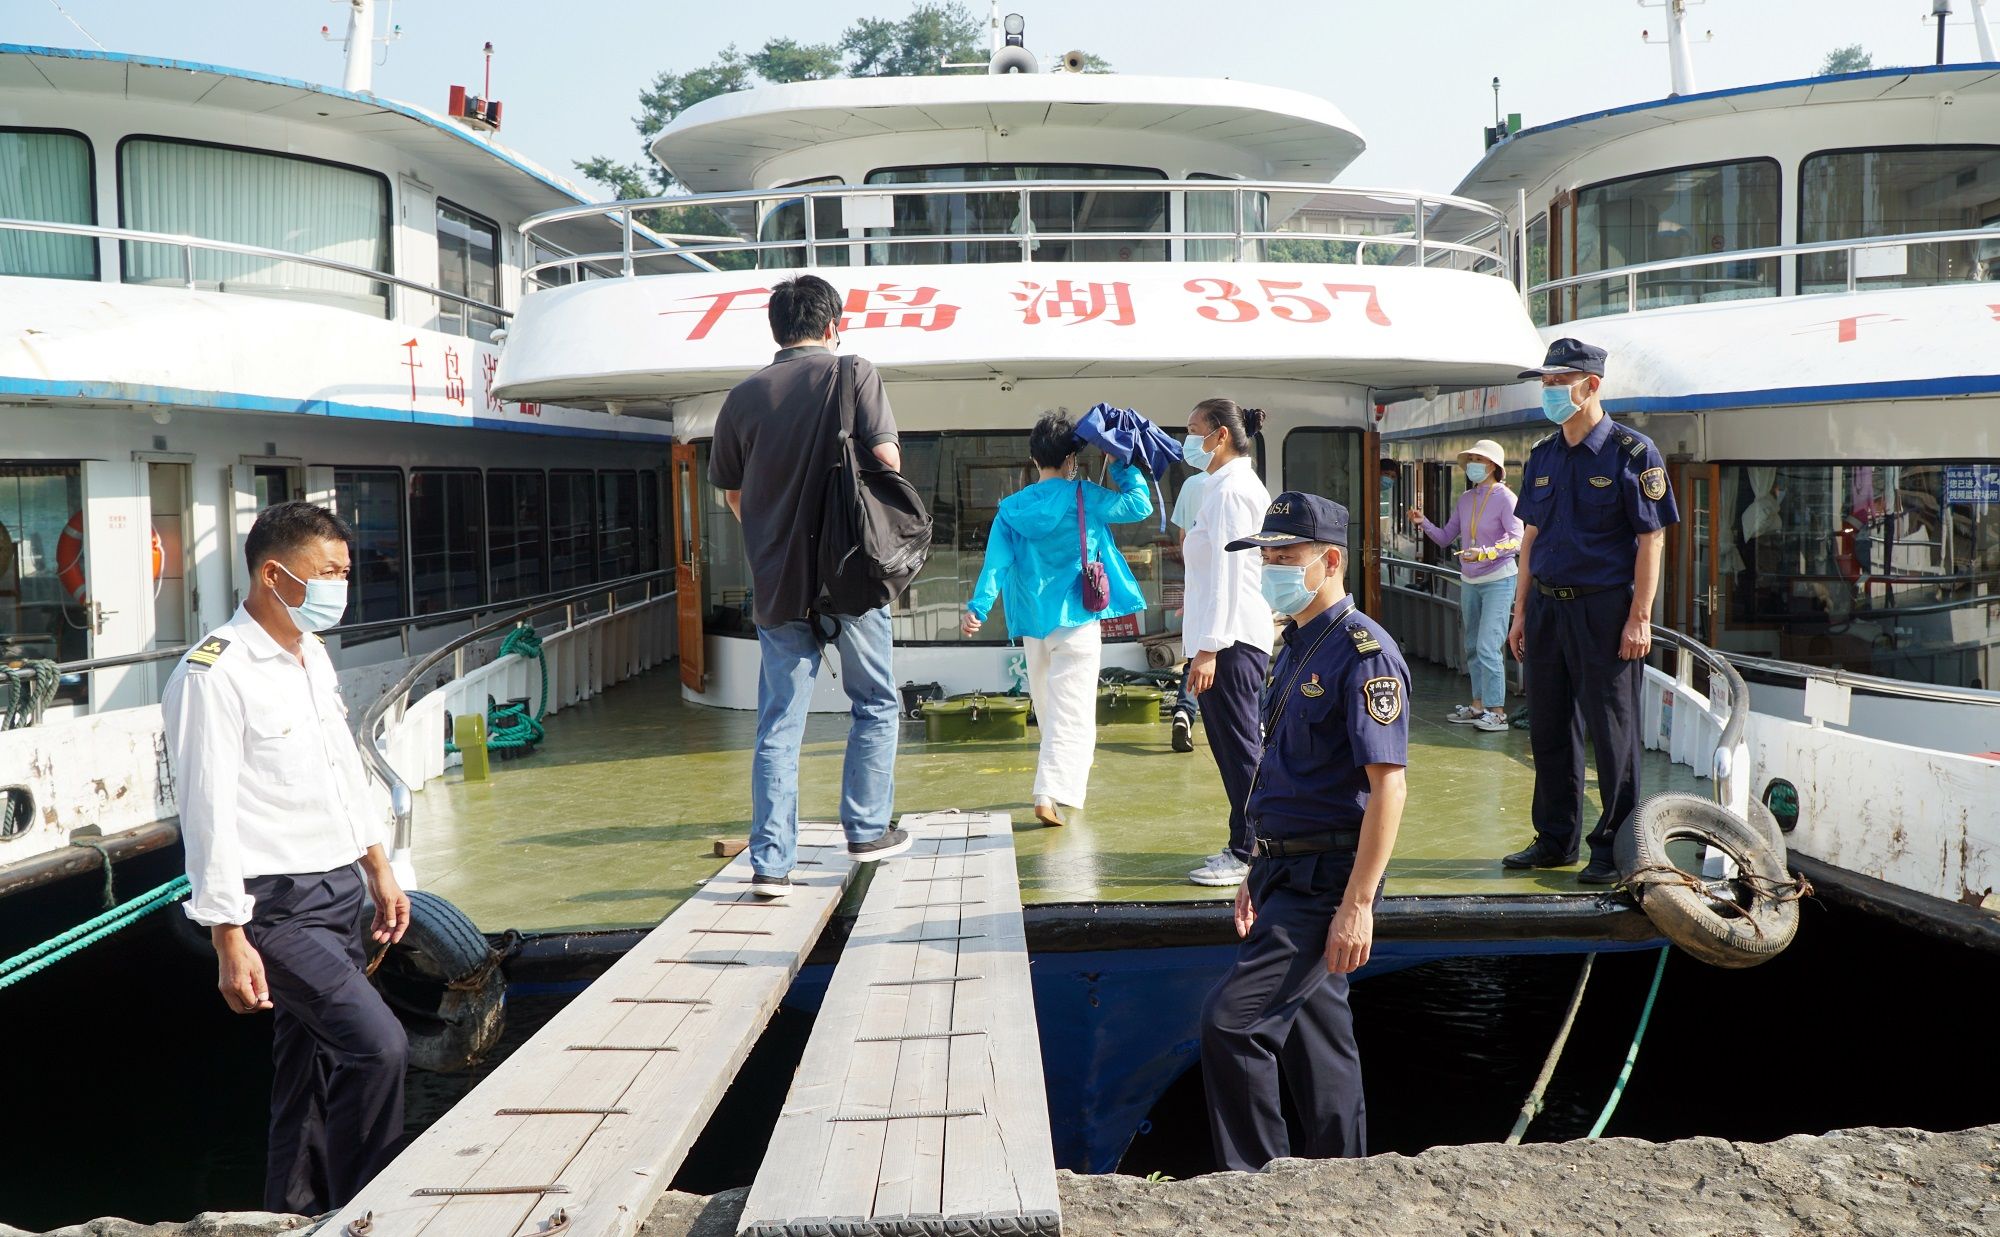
[812, 354, 932, 617]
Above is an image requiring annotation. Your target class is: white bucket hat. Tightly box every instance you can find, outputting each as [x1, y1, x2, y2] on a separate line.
[1457, 439, 1506, 474]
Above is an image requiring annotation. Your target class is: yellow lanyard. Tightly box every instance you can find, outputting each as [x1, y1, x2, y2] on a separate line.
[1465, 482, 1494, 546]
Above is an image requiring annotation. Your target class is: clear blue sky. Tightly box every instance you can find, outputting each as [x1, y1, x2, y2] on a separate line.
[8, 1, 1968, 192]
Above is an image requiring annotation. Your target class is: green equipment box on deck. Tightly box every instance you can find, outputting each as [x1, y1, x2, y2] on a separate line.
[921, 693, 1031, 741]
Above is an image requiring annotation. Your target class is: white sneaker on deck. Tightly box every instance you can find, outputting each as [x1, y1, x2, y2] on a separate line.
[1188, 851, 1250, 887]
[1446, 705, 1484, 725]
[1473, 710, 1511, 732]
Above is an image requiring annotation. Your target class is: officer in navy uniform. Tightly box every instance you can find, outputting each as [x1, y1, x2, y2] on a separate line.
[1198, 492, 1409, 1172]
[1503, 339, 1679, 884]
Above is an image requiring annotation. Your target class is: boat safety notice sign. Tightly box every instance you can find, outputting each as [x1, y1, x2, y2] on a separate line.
[1944, 466, 2000, 505]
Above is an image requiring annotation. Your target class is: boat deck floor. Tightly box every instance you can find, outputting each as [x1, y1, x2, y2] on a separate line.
[412, 661, 1700, 935]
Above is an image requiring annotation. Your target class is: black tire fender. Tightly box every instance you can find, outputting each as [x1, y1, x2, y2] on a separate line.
[371, 890, 506, 1072]
[1616, 791, 1803, 970]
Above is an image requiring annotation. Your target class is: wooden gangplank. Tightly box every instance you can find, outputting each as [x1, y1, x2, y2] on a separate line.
[738, 811, 1061, 1237]
[323, 826, 857, 1237]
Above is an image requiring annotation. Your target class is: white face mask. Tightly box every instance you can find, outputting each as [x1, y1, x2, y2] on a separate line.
[276, 562, 349, 633]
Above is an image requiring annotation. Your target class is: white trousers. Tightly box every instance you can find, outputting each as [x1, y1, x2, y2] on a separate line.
[1024, 619, 1102, 807]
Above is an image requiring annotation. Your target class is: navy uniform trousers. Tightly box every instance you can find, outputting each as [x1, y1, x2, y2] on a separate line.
[1200, 851, 1371, 1171]
[1525, 587, 1644, 865]
[242, 864, 408, 1215]
[1200, 641, 1270, 859]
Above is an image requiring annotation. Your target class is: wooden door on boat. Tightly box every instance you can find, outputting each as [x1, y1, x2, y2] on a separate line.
[1668, 462, 1721, 646]
[670, 442, 705, 691]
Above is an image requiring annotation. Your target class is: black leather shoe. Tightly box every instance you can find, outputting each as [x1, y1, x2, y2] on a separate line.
[1501, 839, 1578, 869]
[1577, 859, 1621, 886]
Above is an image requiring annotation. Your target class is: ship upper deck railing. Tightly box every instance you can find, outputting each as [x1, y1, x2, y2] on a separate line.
[516, 180, 1513, 287]
[1528, 223, 2000, 319]
[0, 217, 513, 323]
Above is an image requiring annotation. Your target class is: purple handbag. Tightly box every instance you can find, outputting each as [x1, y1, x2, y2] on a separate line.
[1078, 481, 1110, 612]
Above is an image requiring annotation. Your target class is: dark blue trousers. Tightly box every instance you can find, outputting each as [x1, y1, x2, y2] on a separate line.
[1525, 587, 1644, 866]
[1200, 641, 1268, 860]
[1200, 852, 1370, 1171]
[242, 864, 408, 1215]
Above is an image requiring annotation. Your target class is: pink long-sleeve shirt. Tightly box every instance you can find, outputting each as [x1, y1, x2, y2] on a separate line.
[1420, 482, 1524, 580]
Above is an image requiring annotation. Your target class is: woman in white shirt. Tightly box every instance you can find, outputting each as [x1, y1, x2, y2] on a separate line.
[1179, 398, 1274, 887]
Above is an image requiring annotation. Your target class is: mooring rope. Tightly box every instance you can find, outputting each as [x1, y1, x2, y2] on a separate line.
[0, 875, 191, 992]
[1585, 945, 1671, 1139]
[1505, 952, 1596, 1144]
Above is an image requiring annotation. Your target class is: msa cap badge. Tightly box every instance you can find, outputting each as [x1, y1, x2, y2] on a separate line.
[1363, 676, 1402, 725]
[1300, 673, 1325, 698]
[1641, 467, 1668, 501]
[1588, 474, 1614, 488]
[1268, 499, 1293, 515]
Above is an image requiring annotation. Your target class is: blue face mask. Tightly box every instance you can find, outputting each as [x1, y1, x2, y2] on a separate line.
[1259, 560, 1323, 616]
[277, 562, 349, 633]
[1182, 432, 1216, 470]
[1465, 461, 1489, 484]
[1541, 383, 1582, 425]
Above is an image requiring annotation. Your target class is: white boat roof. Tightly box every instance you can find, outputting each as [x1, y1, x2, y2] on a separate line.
[653, 73, 1367, 191]
[0, 43, 596, 219]
[1455, 61, 2000, 206]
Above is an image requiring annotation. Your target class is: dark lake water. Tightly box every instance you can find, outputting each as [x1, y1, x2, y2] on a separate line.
[5, 858, 1998, 1229]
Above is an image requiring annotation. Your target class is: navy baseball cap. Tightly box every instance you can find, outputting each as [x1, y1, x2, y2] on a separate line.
[1518, 337, 1607, 379]
[1227, 491, 1349, 550]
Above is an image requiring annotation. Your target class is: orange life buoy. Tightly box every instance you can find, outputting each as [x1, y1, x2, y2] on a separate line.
[55, 512, 163, 605]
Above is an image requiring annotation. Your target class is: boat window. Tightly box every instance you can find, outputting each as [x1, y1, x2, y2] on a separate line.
[118, 138, 391, 317]
[486, 470, 548, 602]
[639, 469, 663, 575]
[0, 464, 89, 683]
[1524, 213, 1550, 326]
[758, 177, 848, 271]
[437, 199, 504, 340]
[333, 468, 407, 623]
[1281, 429, 1365, 514]
[1798, 146, 2000, 293]
[861, 165, 1167, 264]
[1185, 174, 1268, 262]
[1714, 461, 2000, 689]
[0, 129, 96, 281]
[548, 471, 597, 592]
[598, 470, 640, 581]
[409, 469, 485, 615]
[1562, 159, 1780, 320]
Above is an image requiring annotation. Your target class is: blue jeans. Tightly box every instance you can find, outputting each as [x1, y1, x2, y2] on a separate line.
[751, 607, 899, 877]
[1460, 573, 1515, 709]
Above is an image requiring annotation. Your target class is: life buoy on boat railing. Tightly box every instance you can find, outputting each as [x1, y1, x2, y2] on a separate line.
[1615, 792, 1811, 969]
[54, 511, 165, 605]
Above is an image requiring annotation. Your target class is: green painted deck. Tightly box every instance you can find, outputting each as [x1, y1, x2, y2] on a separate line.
[412, 662, 1700, 935]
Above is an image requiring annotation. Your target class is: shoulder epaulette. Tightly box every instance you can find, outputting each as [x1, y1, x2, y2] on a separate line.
[1348, 623, 1383, 655]
[1533, 431, 1559, 450]
[185, 635, 231, 672]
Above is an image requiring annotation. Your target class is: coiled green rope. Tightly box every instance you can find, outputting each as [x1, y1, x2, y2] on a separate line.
[445, 626, 548, 755]
[0, 875, 190, 992]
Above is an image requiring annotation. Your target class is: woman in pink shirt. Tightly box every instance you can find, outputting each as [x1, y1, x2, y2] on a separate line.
[1410, 440, 1523, 731]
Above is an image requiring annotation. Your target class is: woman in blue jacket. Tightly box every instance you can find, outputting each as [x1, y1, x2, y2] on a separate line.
[962, 410, 1154, 826]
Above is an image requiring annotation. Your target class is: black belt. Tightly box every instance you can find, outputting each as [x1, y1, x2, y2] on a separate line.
[1536, 581, 1619, 601]
[1251, 829, 1361, 858]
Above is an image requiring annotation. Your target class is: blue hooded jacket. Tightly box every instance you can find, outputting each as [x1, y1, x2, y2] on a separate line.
[967, 461, 1154, 640]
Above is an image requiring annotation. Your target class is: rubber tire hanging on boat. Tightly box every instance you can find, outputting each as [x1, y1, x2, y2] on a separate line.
[370, 889, 506, 1073]
[1616, 791, 1800, 969]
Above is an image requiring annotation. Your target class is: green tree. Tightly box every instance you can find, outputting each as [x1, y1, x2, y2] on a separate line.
[1818, 45, 1873, 75]
[748, 37, 845, 83]
[843, 4, 983, 77]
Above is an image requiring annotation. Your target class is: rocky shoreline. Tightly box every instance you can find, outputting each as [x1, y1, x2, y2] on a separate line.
[16, 1123, 1998, 1237]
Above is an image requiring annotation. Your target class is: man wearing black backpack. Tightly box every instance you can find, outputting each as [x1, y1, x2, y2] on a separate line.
[710, 275, 916, 896]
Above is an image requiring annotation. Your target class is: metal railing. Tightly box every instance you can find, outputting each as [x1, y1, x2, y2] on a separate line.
[355, 571, 675, 855]
[1529, 224, 2000, 314]
[1721, 650, 2000, 708]
[52, 569, 673, 681]
[517, 180, 1513, 285]
[1380, 555, 1749, 793]
[0, 217, 512, 322]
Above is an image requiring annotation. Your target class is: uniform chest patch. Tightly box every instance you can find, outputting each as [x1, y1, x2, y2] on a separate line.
[185, 636, 230, 671]
[1588, 474, 1614, 488]
[1534, 475, 1550, 488]
[1348, 625, 1382, 654]
[1363, 676, 1402, 725]
[1641, 467, 1668, 501]
[1300, 673, 1325, 698]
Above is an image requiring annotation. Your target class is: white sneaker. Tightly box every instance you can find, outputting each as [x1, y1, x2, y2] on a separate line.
[1473, 710, 1510, 732]
[1446, 705, 1484, 725]
[1188, 851, 1250, 887]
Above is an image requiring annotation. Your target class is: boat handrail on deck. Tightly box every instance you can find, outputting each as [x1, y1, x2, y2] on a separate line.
[353, 570, 676, 857]
[1380, 554, 1750, 806]
[517, 180, 1513, 285]
[0, 216, 512, 321]
[1721, 651, 2000, 708]
[1526, 223, 2000, 312]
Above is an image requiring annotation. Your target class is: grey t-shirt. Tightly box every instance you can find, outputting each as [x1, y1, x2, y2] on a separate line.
[708, 346, 900, 627]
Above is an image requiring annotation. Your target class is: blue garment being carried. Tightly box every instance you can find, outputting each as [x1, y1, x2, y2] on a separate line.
[1073, 403, 1181, 530]
[966, 461, 1153, 640]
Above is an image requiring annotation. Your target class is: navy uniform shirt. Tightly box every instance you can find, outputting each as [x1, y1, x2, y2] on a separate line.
[1247, 598, 1411, 840]
[1517, 415, 1680, 587]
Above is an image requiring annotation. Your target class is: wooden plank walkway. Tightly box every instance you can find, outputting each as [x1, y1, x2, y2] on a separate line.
[321, 826, 857, 1237]
[738, 811, 1061, 1237]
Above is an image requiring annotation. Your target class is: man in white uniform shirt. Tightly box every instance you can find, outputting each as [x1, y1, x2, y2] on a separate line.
[162, 501, 410, 1215]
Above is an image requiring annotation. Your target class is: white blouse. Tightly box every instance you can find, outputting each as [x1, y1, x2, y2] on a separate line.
[1181, 456, 1274, 658]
